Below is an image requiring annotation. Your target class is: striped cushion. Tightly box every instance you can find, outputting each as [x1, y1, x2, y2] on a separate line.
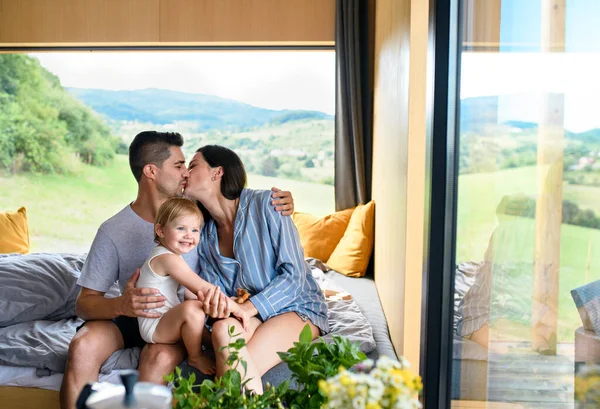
[571, 280, 600, 335]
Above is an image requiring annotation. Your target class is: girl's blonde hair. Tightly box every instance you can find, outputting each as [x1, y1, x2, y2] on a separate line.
[154, 197, 203, 244]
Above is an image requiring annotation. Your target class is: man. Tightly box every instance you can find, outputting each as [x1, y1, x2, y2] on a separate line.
[60, 131, 294, 409]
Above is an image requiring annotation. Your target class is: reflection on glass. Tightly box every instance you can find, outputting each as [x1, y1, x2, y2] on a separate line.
[452, 1, 600, 408]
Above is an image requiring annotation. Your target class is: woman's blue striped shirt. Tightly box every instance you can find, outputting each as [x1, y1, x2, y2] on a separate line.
[196, 188, 329, 334]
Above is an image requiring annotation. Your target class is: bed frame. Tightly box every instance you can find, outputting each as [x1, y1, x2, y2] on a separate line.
[0, 386, 60, 409]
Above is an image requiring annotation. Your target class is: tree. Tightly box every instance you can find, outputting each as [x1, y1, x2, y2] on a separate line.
[0, 54, 119, 173]
[261, 156, 280, 177]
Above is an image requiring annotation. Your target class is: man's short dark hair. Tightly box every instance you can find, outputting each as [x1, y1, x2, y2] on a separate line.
[196, 145, 246, 200]
[129, 131, 184, 182]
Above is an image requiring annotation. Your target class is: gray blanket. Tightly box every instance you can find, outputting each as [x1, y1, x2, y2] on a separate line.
[0, 253, 84, 327]
[0, 253, 376, 375]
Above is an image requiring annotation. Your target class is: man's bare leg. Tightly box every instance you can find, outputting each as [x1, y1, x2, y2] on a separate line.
[60, 321, 124, 409]
[138, 342, 186, 384]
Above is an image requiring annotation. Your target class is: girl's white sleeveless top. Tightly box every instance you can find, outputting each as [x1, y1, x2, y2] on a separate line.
[136, 246, 182, 314]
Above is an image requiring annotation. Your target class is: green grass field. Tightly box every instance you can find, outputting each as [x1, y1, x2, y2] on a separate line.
[0, 154, 334, 253]
[456, 165, 600, 342]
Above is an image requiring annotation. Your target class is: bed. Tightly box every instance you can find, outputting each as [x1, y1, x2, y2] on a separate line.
[0, 252, 396, 409]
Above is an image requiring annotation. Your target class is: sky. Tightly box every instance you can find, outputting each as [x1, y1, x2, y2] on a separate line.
[461, 52, 600, 133]
[458, 0, 600, 133]
[31, 51, 336, 115]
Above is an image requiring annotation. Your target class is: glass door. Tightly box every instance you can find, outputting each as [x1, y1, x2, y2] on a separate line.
[451, 1, 600, 408]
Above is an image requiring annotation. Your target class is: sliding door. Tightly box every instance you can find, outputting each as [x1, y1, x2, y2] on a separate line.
[423, 0, 600, 408]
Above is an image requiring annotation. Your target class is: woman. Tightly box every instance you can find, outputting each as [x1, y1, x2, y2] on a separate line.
[184, 145, 329, 393]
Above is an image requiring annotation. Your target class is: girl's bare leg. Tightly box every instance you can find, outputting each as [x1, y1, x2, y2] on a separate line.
[153, 300, 215, 375]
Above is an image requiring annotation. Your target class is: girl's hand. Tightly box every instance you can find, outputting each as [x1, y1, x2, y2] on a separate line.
[197, 286, 230, 319]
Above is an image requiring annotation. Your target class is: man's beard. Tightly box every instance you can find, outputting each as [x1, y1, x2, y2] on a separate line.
[158, 182, 185, 199]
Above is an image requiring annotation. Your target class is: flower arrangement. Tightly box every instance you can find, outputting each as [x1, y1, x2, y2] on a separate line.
[319, 356, 422, 409]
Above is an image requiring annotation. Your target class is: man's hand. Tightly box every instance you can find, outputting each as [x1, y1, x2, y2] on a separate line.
[119, 269, 166, 318]
[271, 187, 294, 216]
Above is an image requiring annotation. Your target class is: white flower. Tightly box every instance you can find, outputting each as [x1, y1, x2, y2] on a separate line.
[353, 396, 366, 409]
[321, 356, 422, 409]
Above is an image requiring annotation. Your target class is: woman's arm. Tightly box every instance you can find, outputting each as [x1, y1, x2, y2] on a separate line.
[248, 192, 306, 320]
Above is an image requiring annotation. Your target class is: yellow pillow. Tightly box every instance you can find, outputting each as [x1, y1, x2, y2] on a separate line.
[0, 207, 30, 254]
[292, 207, 355, 262]
[327, 201, 375, 277]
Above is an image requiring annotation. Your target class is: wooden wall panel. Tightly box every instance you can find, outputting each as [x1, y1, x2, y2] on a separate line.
[0, 0, 160, 45]
[462, 0, 501, 51]
[159, 0, 335, 44]
[0, 0, 334, 46]
[372, 0, 429, 371]
[402, 0, 429, 373]
[372, 0, 411, 358]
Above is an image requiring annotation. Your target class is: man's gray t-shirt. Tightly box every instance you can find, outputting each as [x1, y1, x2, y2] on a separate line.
[77, 204, 200, 294]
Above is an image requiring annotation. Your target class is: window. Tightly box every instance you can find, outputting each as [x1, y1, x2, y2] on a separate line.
[451, 1, 600, 407]
[0, 51, 335, 253]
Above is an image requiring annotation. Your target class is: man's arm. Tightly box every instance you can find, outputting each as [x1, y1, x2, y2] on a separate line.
[75, 287, 123, 320]
[271, 187, 294, 216]
[76, 269, 165, 320]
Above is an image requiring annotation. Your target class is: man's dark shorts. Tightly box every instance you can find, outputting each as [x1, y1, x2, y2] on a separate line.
[76, 316, 145, 349]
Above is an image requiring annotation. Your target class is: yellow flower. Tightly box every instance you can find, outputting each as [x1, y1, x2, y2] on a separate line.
[319, 379, 329, 395]
[340, 374, 353, 386]
[366, 403, 382, 409]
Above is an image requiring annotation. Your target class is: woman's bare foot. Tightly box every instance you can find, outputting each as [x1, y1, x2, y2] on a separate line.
[188, 354, 216, 375]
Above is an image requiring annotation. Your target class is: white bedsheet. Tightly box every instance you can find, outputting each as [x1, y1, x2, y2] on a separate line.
[0, 365, 122, 391]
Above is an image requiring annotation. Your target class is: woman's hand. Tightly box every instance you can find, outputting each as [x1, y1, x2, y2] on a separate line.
[197, 286, 231, 319]
[271, 187, 294, 216]
[230, 300, 254, 331]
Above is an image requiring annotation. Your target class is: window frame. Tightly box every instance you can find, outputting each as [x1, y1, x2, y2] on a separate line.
[420, 0, 462, 408]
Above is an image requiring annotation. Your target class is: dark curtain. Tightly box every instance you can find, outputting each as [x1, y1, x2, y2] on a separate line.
[335, 0, 374, 210]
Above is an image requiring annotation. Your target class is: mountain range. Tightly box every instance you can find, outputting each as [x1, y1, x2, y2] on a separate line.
[67, 88, 333, 131]
[68, 88, 599, 143]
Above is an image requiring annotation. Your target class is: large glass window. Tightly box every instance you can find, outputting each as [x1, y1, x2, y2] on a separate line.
[452, 1, 600, 407]
[0, 51, 335, 253]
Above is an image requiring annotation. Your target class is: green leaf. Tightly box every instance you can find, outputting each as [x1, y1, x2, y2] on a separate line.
[299, 324, 312, 345]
